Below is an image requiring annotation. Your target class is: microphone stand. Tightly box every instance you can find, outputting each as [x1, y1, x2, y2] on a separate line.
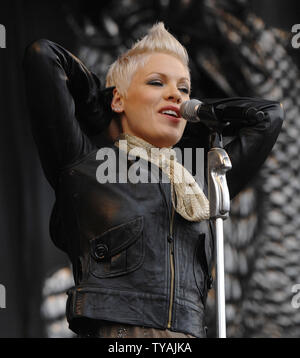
[184, 99, 263, 337]
[207, 129, 232, 338]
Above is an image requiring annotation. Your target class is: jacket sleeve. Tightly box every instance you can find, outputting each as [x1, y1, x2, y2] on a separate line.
[222, 98, 284, 198]
[23, 39, 112, 188]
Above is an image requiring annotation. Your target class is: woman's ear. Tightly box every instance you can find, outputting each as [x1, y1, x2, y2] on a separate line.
[111, 88, 124, 114]
[107, 88, 124, 141]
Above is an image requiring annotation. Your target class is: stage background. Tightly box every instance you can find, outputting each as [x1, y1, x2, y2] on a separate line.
[0, 0, 300, 337]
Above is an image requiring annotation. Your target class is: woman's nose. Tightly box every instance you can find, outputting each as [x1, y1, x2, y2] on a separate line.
[164, 86, 182, 104]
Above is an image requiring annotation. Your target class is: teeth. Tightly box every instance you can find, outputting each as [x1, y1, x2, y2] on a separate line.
[162, 110, 178, 117]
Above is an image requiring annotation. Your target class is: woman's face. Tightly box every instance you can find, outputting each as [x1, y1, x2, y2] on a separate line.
[112, 53, 190, 147]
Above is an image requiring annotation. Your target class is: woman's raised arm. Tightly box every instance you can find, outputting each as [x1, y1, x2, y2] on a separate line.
[177, 97, 284, 199]
[223, 98, 284, 198]
[23, 39, 110, 188]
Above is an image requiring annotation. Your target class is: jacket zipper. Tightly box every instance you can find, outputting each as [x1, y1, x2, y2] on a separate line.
[167, 204, 175, 329]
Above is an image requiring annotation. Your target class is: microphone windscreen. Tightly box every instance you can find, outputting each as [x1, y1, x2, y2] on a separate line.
[180, 99, 202, 122]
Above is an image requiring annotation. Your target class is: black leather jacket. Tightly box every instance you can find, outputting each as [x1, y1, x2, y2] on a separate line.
[23, 39, 284, 338]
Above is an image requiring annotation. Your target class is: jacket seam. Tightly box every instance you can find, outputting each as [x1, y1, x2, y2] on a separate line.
[74, 286, 169, 299]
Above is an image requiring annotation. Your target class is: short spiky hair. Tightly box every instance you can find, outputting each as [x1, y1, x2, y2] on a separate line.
[105, 22, 190, 96]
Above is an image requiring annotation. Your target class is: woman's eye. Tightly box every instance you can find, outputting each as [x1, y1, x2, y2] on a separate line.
[147, 80, 190, 94]
[148, 80, 163, 86]
[179, 87, 190, 94]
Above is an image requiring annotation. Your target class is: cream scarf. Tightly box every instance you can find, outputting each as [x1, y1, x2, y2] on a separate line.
[115, 133, 210, 222]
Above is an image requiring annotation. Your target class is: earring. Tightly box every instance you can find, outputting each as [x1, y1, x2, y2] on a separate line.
[113, 106, 121, 112]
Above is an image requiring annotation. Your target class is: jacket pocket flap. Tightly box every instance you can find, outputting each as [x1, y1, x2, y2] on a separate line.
[90, 216, 144, 261]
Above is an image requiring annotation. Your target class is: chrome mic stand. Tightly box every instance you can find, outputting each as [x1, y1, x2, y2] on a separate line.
[208, 132, 232, 338]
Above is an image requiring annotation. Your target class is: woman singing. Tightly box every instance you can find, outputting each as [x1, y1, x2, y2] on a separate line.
[23, 23, 283, 338]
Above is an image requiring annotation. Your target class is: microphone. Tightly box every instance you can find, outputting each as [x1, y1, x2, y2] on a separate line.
[180, 99, 266, 128]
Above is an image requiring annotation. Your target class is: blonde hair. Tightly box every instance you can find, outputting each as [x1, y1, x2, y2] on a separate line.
[105, 22, 190, 96]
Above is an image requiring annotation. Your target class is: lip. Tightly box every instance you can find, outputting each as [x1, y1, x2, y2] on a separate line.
[158, 106, 181, 123]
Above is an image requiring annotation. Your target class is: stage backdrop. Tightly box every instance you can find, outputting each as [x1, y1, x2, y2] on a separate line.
[0, 0, 78, 338]
[1, 0, 300, 338]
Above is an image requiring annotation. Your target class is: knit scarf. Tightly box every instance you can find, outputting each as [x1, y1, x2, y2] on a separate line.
[114, 133, 210, 222]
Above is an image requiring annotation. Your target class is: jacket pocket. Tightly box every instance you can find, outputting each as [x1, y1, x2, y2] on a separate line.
[193, 233, 213, 305]
[89, 216, 144, 278]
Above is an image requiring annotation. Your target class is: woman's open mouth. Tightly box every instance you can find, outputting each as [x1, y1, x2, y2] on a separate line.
[159, 106, 181, 123]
